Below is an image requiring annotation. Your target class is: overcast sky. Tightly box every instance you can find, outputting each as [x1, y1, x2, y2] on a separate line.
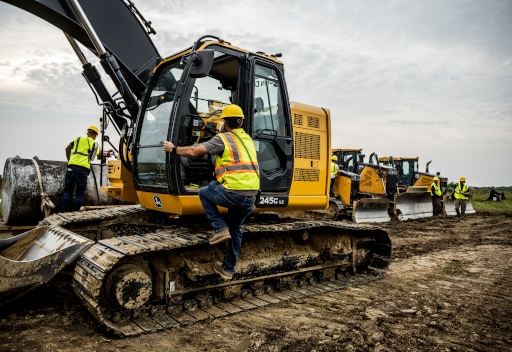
[1, 0, 511, 187]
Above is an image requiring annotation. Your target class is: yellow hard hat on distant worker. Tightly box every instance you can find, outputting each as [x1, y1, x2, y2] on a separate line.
[87, 125, 99, 135]
[220, 104, 245, 120]
[331, 155, 338, 161]
[460, 176, 466, 182]
[433, 176, 439, 181]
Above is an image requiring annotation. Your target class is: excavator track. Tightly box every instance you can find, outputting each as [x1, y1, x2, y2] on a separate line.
[42, 206, 391, 336]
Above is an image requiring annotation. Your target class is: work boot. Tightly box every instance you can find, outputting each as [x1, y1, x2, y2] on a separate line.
[209, 228, 231, 245]
[213, 262, 233, 280]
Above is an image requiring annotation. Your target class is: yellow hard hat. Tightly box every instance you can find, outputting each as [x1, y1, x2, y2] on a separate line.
[433, 176, 439, 181]
[460, 176, 466, 182]
[220, 104, 245, 120]
[87, 125, 99, 135]
[331, 155, 338, 161]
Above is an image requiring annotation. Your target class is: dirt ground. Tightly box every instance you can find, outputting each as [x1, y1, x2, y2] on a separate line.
[1, 211, 511, 352]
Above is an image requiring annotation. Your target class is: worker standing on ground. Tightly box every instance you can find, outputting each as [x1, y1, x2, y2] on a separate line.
[454, 176, 471, 220]
[330, 155, 339, 197]
[61, 125, 100, 212]
[430, 176, 442, 216]
[163, 104, 260, 280]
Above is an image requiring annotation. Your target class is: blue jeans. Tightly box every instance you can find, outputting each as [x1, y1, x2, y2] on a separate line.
[61, 165, 89, 212]
[199, 181, 255, 274]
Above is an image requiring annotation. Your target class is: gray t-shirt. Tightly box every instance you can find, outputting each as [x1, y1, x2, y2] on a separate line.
[202, 133, 259, 197]
[202, 134, 225, 156]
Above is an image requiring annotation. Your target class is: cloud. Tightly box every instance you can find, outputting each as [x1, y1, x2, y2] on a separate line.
[0, 0, 511, 186]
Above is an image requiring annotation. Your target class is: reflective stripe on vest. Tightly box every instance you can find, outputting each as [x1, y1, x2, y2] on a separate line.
[215, 130, 260, 191]
[454, 183, 469, 200]
[68, 136, 98, 169]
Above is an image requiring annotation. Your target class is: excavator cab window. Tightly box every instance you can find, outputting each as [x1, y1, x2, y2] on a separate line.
[252, 65, 287, 137]
[135, 61, 184, 189]
[251, 62, 292, 193]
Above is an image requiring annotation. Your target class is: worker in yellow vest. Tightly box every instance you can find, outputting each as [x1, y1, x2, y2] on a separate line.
[454, 176, 471, 220]
[164, 104, 259, 280]
[330, 155, 340, 197]
[61, 125, 101, 211]
[430, 176, 442, 216]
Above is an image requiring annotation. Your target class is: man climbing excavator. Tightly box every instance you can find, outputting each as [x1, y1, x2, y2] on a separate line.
[0, 0, 392, 336]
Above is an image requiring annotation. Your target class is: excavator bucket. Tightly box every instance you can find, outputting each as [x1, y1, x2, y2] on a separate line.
[443, 195, 476, 216]
[394, 186, 433, 221]
[352, 198, 391, 223]
[0, 225, 92, 305]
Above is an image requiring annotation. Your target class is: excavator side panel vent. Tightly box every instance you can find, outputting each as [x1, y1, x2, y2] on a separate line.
[308, 116, 320, 129]
[293, 113, 303, 126]
[294, 168, 320, 182]
[294, 132, 320, 160]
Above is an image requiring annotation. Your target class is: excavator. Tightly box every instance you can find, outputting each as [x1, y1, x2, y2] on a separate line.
[378, 156, 448, 219]
[323, 148, 395, 223]
[0, 0, 391, 336]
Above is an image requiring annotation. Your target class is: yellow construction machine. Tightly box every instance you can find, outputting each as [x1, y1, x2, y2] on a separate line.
[0, 0, 391, 336]
[378, 156, 449, 219]
[323, 149, 396, 223]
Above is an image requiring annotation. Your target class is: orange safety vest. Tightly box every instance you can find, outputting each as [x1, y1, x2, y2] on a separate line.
[215, 129, 260, 191]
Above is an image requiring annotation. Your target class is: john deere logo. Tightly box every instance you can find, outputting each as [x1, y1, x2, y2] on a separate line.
[153, 195, 163, 208]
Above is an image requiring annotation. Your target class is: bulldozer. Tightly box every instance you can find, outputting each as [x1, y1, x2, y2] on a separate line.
[0, 0, 392, 336]
[378, 156, 448, 219]
[323, 149, 396, 223]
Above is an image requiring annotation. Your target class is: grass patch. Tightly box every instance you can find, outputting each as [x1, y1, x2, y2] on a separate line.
[463, 186, 512, 214]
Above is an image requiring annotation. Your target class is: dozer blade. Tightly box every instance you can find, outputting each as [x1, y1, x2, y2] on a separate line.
[352, 198, 391, 223]
[443, 196, 476, 216]
[0, 226, 92, 305]
[394, 187, 433, 221]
